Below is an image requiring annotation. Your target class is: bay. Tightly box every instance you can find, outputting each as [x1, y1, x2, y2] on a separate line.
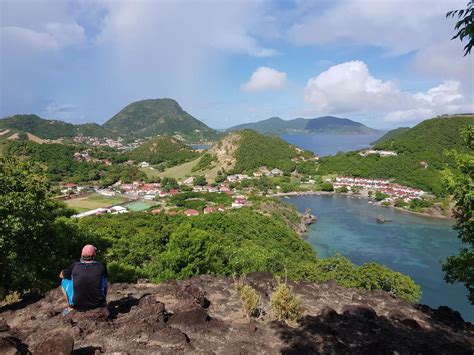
[285, 194, 473, 322]
[281, 132, 386, 156]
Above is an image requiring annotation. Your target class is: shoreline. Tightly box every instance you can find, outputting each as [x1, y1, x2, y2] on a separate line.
[270, 190, 455, 221]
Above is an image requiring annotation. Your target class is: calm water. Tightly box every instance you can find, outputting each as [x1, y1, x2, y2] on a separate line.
[281, 132, 386, 156]
[285, 195, 473, 322]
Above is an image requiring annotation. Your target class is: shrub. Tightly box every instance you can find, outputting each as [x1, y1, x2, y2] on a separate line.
[375, 191, 390, 201]
[336, 186, 349, 193]
[320, 182, 334, 192]
[270, 282, 303, 323]
[234, 279, 261, 318]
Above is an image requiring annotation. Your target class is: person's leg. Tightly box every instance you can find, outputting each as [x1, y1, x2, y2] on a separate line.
[60, 279, 74, 307]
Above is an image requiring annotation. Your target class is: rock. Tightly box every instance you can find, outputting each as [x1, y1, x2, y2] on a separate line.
[169, 304, 209, 327]
[0, 319, 10, 332]
[319, 306, 338, 320]
[342, 305, 377, 320]
[0, 337, 20, 355]
[432, 306, 466, 330]
[33, 332, 74, 355]
[148, 326, 189, 348]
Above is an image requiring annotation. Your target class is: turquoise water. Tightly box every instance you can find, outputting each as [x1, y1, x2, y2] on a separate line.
[285, 195, 473, 322]
[281, 132, 386, 156]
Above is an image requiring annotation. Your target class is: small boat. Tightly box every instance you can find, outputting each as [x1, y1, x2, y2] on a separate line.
[376, 215, 392, 224]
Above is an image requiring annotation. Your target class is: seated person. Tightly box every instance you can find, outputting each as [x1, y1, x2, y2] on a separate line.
[60, 244, 108, 313]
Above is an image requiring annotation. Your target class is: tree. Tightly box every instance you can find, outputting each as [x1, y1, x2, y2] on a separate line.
[0, 158, 88, 297]
[320, 182, 334, 192]
[447, 1, 474, 56]
[193, 175, 207, 186]
[442, 126, 474, 303]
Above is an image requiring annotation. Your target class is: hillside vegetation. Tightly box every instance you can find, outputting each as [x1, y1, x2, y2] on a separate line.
[128, 136, 199, 167]
[0, 114, 114, 139]
[319, 115, 474, 195]
[226, 116, 378, 135]
[103, 98, 221, 141]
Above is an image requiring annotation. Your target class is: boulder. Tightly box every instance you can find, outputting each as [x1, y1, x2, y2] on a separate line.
[33, 332, 74, 355]
[342, 305, 377, 320]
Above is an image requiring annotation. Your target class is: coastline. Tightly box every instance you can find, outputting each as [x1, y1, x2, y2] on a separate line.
[271, 190, 455, 221]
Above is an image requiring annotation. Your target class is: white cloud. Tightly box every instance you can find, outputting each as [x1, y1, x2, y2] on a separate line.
[304, 61, 472, 124]
[242, 67, 287, 92]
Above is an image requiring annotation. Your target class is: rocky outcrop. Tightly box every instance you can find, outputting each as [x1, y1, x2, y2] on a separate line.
[0, 273, 472, 354]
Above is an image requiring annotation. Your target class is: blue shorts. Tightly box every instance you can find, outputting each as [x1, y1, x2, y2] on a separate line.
[61, 279, 74, 306]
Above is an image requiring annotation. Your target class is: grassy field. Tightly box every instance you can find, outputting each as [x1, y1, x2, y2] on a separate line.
[64, 193, 128, 212]
[142, 157, 221, 182]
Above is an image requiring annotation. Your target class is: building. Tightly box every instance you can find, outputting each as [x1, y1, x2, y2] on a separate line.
[138, 161, 150, 168]
[183, 176, 195, 185]
[184, 209, 199, 216]
[271, 168, 283, 176]
[232, 197, 248, 208]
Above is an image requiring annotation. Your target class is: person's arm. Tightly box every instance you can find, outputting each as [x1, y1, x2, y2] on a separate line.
[102, 264, 108, 297]
[60, 262, 76, 280]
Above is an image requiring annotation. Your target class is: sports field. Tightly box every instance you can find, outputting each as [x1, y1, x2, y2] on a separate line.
[64, 193, 128, 212]
[141, 157, 220, 182]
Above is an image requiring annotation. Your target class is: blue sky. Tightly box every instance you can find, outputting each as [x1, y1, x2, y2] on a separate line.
[1, 0, 472, 130]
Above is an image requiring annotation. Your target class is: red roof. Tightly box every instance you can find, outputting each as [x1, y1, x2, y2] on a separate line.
[170, 189, 180, 195]
[185, 209, 199, 216]
[64, 183, 78, 188]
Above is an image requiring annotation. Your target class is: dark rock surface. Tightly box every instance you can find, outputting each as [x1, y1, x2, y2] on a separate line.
[0, 274, 473, 354]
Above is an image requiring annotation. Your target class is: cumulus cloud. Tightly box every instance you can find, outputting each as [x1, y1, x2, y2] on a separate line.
[241, 67, 287, 92]
[304, 61, 472, 124]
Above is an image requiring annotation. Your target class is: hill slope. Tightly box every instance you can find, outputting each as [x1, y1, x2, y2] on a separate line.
[0, 114, 114, 139]
[371, 127, 410, 145]
[305, 116, 378, 134]
[319, 115, 474, 194]
[1, 273, 473, 353]
[226, 116, 378, 135]
[103, 98, 221, 141]
[191, 129, 315, 175]
[128, 136, 199, 167]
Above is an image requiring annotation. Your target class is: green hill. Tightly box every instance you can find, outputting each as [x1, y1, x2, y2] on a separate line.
[0, 114, 115, 139]
[103, 98, 221, 141]
[226, 116, 378, 135]
[226, 117, 308, 134]
[128, 136, 199, 167]
[318, 115, 474, 195]
[371, 127, 410, 145]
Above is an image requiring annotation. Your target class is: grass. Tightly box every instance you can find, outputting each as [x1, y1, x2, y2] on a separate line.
[143, 157, 221, 182]
[64, 193, 128, 212]
[124, 201, 157, 212]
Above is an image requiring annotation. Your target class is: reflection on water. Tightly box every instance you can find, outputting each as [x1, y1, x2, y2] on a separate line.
[285, 194, 473, 322]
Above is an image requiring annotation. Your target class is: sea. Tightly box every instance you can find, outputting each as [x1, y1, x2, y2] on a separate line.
[281, 132, 386, 156]
[276, 133, 472, 322]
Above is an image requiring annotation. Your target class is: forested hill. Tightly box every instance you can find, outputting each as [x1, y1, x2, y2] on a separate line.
[226, 116, 308, 134]
[0, 114, 114, 140]
[226, 116, 378, 135]
[318, 114, 474, 195]
[373, 115, 474, 152]
[128, 135, 199, 166]
[305, 116, 378, 134]
[371, 127, 410, 145]
[103, 98, 221, 141]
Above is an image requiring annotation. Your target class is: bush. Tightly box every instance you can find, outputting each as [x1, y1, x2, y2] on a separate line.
[320, 182, 334, 192]
[270, 281, 303, 323]
[336, 186, 349, 193]
[375, 191, 390, 201]
[235, 278, 261, 317]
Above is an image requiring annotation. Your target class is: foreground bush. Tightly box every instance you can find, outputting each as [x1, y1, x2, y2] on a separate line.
[270, 282, 303, 323]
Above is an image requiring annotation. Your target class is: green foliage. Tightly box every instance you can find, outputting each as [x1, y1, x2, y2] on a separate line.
[170, 191, 232, 211]
[0, 157, 91, 295]
[408, 198, 433, 212]
[160, 177, 179, 191]
[233, 130, 298, 174]
[336, 186, 349, 193]
[375, 191, 390, 201]
[270, 281, 303, 323]
[320, 182, 334, 192]
[193, 175, 207, 186]
[192, 153, 216, 172]
[103, 98, 221, 141]
[356, 263, 422, 303]
[129, 136, 198, 167]
[442, 125, 474, 303]
[319, 115, 474, 195]
[447, 1, 474, 56]
[234, 278, 261, 317]
[0, 114, 114, 140]
[296, 161, 319, 176]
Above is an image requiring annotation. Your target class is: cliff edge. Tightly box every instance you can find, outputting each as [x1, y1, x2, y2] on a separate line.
[1, 273, 473, 354]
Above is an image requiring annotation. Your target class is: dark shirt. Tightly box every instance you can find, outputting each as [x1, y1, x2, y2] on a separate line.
[62, 261, 107, 310]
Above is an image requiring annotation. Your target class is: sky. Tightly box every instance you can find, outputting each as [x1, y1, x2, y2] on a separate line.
[0, 0, 473, 130]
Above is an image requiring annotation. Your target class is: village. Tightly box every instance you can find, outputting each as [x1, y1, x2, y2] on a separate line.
[61, 159, 427, 219]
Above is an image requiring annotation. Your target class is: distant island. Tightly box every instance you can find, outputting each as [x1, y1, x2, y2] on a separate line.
[226, 116, 379, 135]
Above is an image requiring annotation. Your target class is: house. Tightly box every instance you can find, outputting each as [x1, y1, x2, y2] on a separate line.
[184, 209, 199, 216]
[138, 161, 150, 168]
[110, 206, 128, 214]
[253, 172, 263, 177]
[271, 168, 283, 176]
[419, 161, 429, 169]
[169, 189, 180, 196]
[232, 197, 248, 208]
[183, 176, 195, 185]
[150, 208, 163, 215]
[203, 206, 216, 214]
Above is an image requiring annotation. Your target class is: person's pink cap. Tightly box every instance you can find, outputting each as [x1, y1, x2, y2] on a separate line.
[81, 244, 97, 257]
